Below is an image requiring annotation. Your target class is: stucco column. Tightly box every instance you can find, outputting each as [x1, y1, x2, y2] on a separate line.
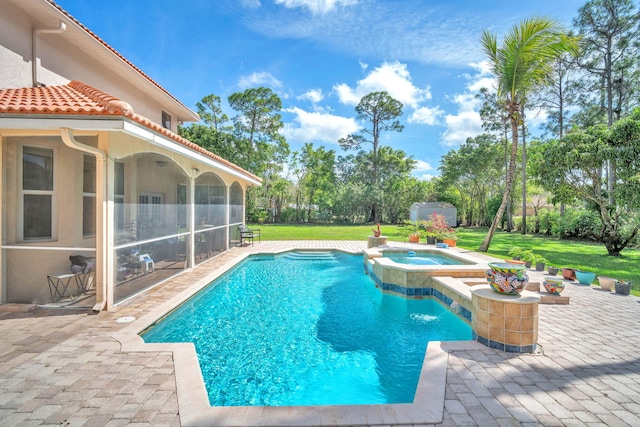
[103, 154, 115, 309]
[188, 174, 195, 269]
[226, 185, 230, 250]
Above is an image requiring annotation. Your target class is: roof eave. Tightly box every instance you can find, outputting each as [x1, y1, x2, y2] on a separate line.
[0, 115, 262, 186]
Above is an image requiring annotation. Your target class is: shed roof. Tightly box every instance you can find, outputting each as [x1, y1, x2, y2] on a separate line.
[411, 202, 456, 209]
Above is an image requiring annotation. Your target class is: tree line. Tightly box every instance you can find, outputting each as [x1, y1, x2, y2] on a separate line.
[179, 90, 434, 225]
[438, 0, 640, 255]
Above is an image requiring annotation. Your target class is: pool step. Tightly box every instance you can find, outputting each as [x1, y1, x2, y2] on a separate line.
[284, 251, 336, 261]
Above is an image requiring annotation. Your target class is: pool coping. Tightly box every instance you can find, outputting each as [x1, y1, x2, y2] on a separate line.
[112, 247, 483, 426]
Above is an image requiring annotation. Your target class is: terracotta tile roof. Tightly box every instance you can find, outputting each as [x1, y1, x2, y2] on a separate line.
[44, 0, 195, 119]
[0, 81, 261, 183]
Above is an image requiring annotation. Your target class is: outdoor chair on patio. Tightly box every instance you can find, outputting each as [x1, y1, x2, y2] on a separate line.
[238, 224, 261, 246]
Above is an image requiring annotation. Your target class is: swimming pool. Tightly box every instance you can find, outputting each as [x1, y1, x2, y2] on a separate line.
[142, 251, 472, 407]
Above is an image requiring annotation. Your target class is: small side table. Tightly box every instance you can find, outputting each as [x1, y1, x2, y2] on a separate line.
[47, 273, 85, 302]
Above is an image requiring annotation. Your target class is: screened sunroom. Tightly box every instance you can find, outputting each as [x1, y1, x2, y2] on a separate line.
[0, 112, 260, 310]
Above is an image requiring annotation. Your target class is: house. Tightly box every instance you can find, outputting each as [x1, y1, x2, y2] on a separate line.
[409, 202, 457, 227]
[0, 0, 261, 310]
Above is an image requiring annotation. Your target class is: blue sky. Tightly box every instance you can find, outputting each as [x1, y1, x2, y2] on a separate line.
[56, 0, 583, 179]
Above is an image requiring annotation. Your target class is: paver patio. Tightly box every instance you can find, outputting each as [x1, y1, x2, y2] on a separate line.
[1, 241, 639, 426]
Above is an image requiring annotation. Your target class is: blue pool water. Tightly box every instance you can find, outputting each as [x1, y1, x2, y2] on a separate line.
[384, 252, 465, 266]
[142, 251, 472, 407]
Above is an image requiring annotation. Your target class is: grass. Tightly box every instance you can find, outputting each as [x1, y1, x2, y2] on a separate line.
[250, 223, 640, 293]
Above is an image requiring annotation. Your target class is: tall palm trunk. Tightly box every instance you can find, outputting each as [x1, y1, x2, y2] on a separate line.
[479, 114, 519, 252]
[521, 104, 527, 235]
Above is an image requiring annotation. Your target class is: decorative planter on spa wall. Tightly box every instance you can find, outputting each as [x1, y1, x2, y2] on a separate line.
[485, 262, 529, 295]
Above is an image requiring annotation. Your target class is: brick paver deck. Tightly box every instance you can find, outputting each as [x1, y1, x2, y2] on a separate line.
[1, 241, 639, 426]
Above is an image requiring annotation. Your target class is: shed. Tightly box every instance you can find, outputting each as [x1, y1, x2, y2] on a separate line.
[410, 202, 457, 226]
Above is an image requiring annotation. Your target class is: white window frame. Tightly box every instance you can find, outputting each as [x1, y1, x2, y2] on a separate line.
[138, 191, 164, 225]
[83, 154, 96, 237]
[19, 144, 58, 242]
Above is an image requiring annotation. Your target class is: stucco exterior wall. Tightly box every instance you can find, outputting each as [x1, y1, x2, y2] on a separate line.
[0, 0, 186, 133]
[3, 135, 98, 303]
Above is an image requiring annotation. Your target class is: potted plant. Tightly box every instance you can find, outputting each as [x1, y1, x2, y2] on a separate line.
[521, 250, 535, 268]
[401, 220, 422, 243]
[575, 270, 596, 285]
[424, 212, 456, 246]
[597, 276, 616, 291]
[615, 279, 632, 295]
[562, 267, 576, 280]
[442, 229, 458, 247]
[547, 265, 559, 276]
[507, 246, 525, 260]
[420, 219, 437, 244]
[534, 255, 548, 272]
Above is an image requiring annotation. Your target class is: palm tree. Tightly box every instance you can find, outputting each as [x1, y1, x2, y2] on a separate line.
[478, 17, 579, 252]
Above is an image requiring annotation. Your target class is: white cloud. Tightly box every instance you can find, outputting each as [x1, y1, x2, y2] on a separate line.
[466, 61, 495, 92]
[414, 160, 434, 172]
[408, 106, 445, 125]
[282, 106, 359, 143]
[441, 111, 484, 147]
[274, 0, 359, 14]
[333, 61, 431, 109]
[418, 173, 435, 181]
[245, 3, 489, 67]
[297, 88, 325, 103]
[237, 72, 282, 89]
[440, 65, 489, 147]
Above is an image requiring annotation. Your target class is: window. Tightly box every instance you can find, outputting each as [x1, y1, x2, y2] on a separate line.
[22, 146, 54, 240]
[162, 111, 171, 130]
[138, 191, 164, 239]
[83, 154, 96, 236]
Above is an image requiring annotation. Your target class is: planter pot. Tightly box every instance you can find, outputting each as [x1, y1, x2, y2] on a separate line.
[408, 234, 420, 243]
[443, 238, 457, 247]
[575, 270, 596, 285]
[598, 276, 616, 291]
[426, 236, 436, 245]
[535, 262, 546, 272]
[548, 266, 559, 276]
[485, 262, 529, 295]
[543, 278, 565, 295]
[615, 281, 632, 296]
[562, 267, 576, 280]
[525, 261, 532, 268]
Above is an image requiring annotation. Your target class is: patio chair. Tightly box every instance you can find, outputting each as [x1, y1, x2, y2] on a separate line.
[238, 224, 260, 246]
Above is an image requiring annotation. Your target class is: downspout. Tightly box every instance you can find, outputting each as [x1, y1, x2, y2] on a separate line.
[61, 128, 108, 312]
[32, 21, 66, 87]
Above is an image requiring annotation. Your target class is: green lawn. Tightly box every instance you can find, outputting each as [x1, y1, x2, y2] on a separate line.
[251, 223, 640, 293]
